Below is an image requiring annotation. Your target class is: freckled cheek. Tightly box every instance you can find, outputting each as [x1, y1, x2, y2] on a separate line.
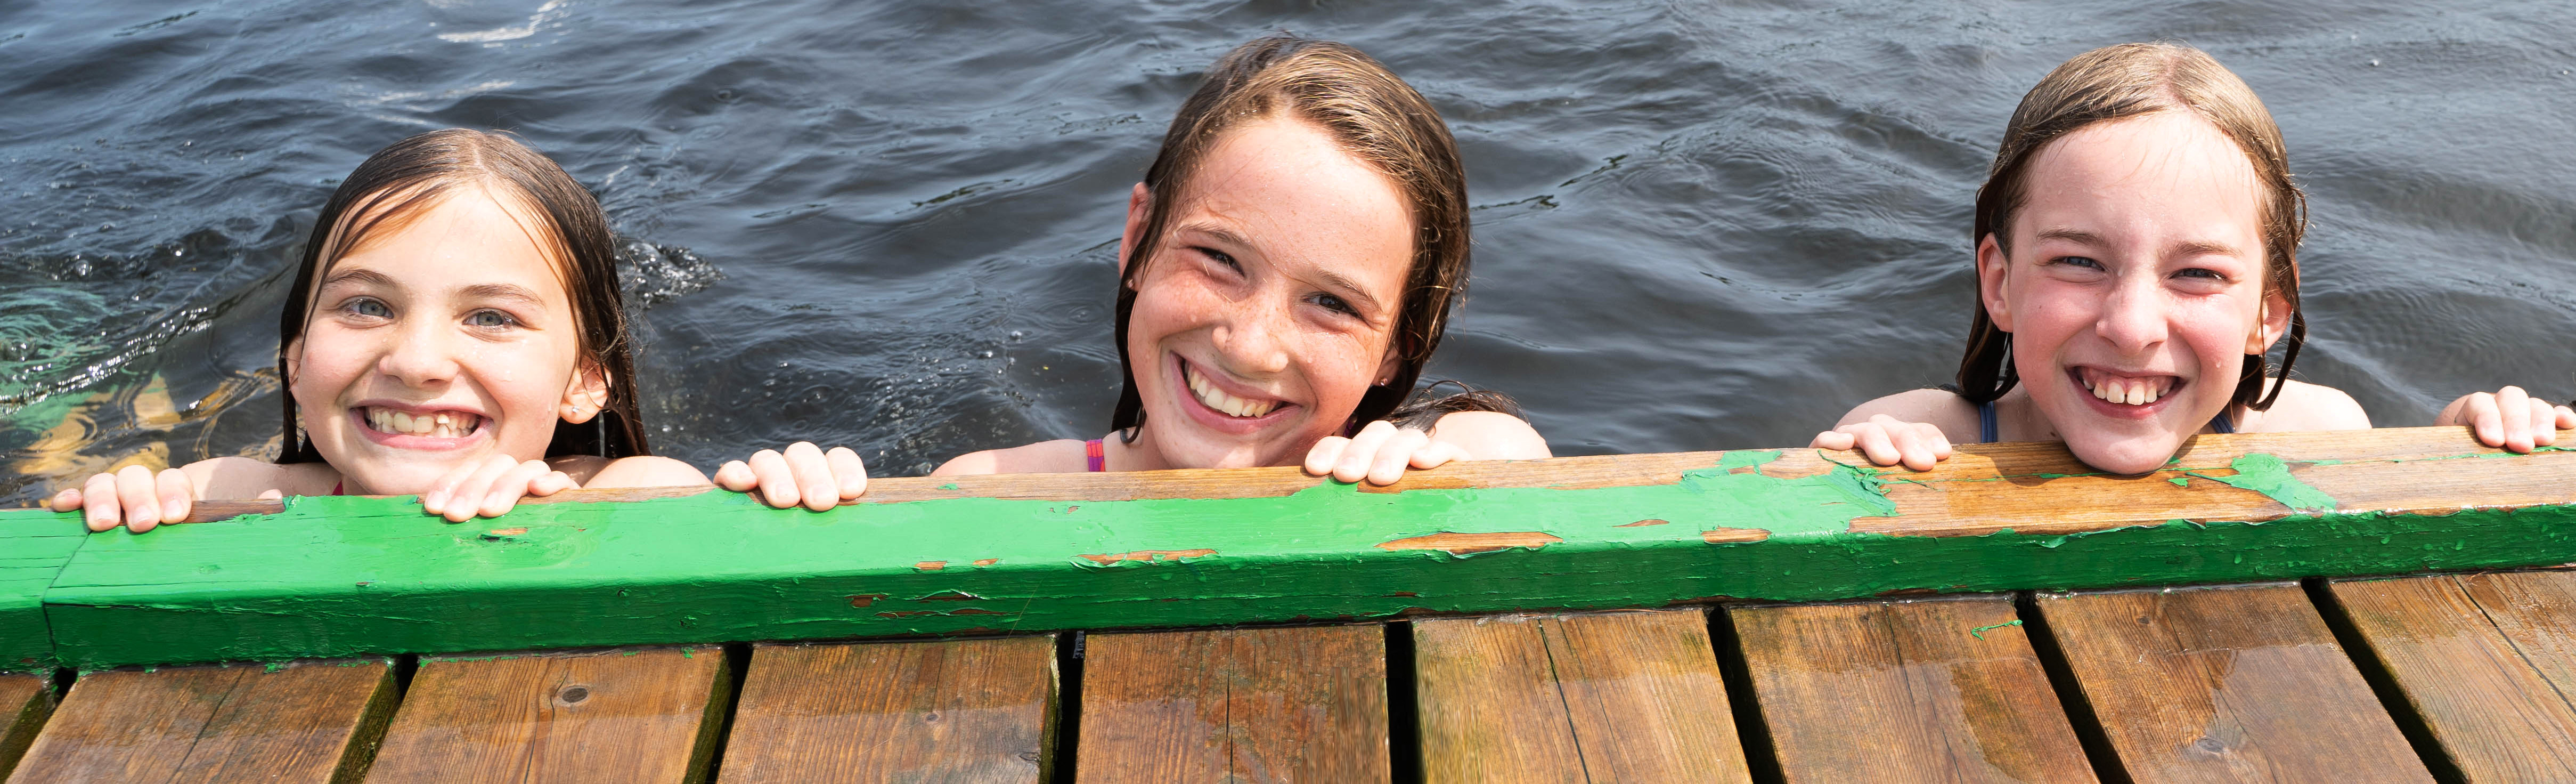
[1290, 332, 1384, 418]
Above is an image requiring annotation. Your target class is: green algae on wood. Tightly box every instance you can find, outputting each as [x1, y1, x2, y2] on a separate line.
[11, 431, 2576, 668]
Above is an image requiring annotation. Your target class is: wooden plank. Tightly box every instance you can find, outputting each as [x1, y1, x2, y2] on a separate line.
[1079, 625, 1387, 782]
[27, 427, 2576, 669]
[1413, 609, 1750, 783]
[1731, 595, 2095, 782]
[2329, 570, 2576, 779]
[364, 646, 728, 784]
[2037, 583, 2434, 782]
[0, 675, 52, 782]
[716, 636, 1054, 783]
[6, 659, 394, 784]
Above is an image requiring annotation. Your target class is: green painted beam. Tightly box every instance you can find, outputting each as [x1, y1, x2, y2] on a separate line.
[2, 514, 85, 670]
[12, 429, 2576, 668]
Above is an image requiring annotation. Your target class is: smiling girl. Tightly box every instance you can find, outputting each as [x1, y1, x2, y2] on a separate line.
[51, 129, 706, 531]
[718, 35, 1546, 507]
[1818, 43, 2567, 474]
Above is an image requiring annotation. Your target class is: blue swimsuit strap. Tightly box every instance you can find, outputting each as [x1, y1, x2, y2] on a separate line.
[1976, 398, 2235, 441]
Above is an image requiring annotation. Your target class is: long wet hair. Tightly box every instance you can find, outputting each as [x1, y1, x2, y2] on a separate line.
[277, 128, 650, 463]
[1109, 34, 1481, 438]
[1957, 42, 2308, 413]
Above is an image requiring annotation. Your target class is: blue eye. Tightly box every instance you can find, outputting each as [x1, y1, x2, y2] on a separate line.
[1197, 247, 1241, 271]
[1308, 292, 1358, 317]
[2174, 268, 2223, 280]
[346, 298, 391, 318]
[467, 310, 517, 328]
[2051, 256, 2104, 270]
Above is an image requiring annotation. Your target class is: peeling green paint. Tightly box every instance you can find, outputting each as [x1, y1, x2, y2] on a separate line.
[5, 447, 2572, 668]
[2187, 453, 2337, 513]
[1968, 619, 2023, 640]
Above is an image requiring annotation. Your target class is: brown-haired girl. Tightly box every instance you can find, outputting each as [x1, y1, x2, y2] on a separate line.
[718, 34, 1546, 508]
[1817, 43, 2569, 474]
[52, 129, 706, 531]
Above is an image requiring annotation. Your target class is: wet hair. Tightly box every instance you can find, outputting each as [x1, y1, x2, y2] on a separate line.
[1956, 42, 2308, 413]
[1110, 34, 1490, 438]
[276, 128, 650, 463]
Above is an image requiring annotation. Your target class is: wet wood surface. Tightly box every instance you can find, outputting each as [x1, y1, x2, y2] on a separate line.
[1078, 625, 1388, 783]
[2329, 570, 2576, 780]
[363, 646, 728, 784]
[1732, 595, 2096, 783]
[718, 636, 1055, 783]
[1412, 609, 1749, 783]
[2037, 583, 2433, 782]
[7, 659, 394, 784]
[0, 674, 52, 782]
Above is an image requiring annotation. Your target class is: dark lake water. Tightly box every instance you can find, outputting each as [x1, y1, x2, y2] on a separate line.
[4, 0, 2572, 503]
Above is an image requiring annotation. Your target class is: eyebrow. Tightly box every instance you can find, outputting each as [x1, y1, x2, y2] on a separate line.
[2032, 228, 2243, 259]
[2031, 228, 2107, 247]
[318, 268, 397, 290]
[459, 283, 548, 308]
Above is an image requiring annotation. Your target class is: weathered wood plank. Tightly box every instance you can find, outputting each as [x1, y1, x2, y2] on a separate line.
[2329, 570, 2576, 780]
[1413, 609, 1749, 783]
[20, 427, 2576, 668]
[716, 636, 1054, 783]
[1078, 625, 1387, 783]
[363, 646, 728, 784]
[0, 675, 51, 782]
[6, 659, 394, 784]
[2037, 583, 2433, 782]
[1731, 595, 2096, 782]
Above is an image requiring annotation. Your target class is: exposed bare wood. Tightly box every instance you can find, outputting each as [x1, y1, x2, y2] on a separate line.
[2330, 570, 2576, 780]
[716, 636, 1055, 783]
[1078, 625, 1388, 783]
[7, 660, 394, 784]
[1414, 609, 1750, 783]
[363, 646, 728, 784]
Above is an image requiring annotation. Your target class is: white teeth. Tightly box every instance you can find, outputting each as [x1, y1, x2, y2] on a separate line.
[366, 408, 476, 438]
[1184, 363, 1277, 418]
[2125, 385, 2146, 406]
[2085, 375, 2172, 407]
[392, 411, 414, 432]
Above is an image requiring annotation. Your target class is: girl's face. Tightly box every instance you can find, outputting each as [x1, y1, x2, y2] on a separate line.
[287, 188, 605, 494]
[1119, 116, 1415, 470]
[1982, 111, 2290, 474]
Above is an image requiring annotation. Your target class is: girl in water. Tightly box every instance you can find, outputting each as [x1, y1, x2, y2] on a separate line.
[51, 129, 706, 531]
[1816, 43, 2570, 473]
[718, 34, 1547, 508]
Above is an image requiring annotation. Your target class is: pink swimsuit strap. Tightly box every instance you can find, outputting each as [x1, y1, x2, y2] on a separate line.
[1085, 439, 1106, 472]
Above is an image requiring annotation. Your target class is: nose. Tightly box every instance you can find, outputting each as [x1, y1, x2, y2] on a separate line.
[2093, 274, 2171, 355]
[375, 316, 461, 389]
[1208, 297, 1293, 377]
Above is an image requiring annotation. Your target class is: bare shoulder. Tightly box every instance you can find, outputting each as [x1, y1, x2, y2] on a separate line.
[933, 439, 1087, 476]
[1426, 411, 1552, 460]
[577, 455, 711, 488]
[2248, 379, 2371, 432]
[191, 457, 335, 499]
[1835, 388, 1979, 435]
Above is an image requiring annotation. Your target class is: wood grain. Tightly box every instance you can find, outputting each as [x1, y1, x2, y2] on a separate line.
[0, 675, 51, 782]
[364, 646, 729, 784]
[7, 659, 394, 784]
[1730, 595, 2095, 783]
[1079, 625, 1387, 783]
[2037, 583, 2434, 782]
[716, 636, 1055, 783]
[2329, 570, 2576, 780]
[1413, 609, 1750, 783]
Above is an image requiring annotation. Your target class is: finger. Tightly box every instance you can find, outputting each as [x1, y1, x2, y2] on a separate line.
[748, 449, 798, 509]
[2556, 405, 2576, 432]
[2465, 392, 2502, 447]
[47, 487, 83, 513]
[156, 468, 193, 525]
[116, 465, 162, 533]
[1854, 426, 1903, 468]
[1335, 421, 1400, 484]
[1303, 437, 1351, 476]
[784, 442, 837, 512]
[2499, 386, 2535, 453]
[1884, 424, 1935, 472]
[83, 473, 120, 532]
[1366, 429, 1431, 486]
[420, 458, 485, 517]
[445, 457, 519, 522]
[826, 447, 869, 500]
[1918, 423, 1955, 462]
[2528, 399, 2559, 448]
[528, 470, 577, 497]
[1810, 431, 1857, 451]
[477, 460, 555, 519]
[713, 460, 757, 491]
[1408, 439, 1469, 470]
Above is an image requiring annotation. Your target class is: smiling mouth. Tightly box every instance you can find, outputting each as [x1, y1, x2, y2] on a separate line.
[1181, 360, 1282, 419]
[2073, 368, 2181, 407]
[361, 406, 484, 439]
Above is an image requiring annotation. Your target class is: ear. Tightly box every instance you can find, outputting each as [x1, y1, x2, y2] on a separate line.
[1373, 335, 1408, 388]
[1117, 182, 1152, 282]
[2246, 266, 2296, 354]
[559, 361, 611, 424]
[1975, 232, 2016, 333]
